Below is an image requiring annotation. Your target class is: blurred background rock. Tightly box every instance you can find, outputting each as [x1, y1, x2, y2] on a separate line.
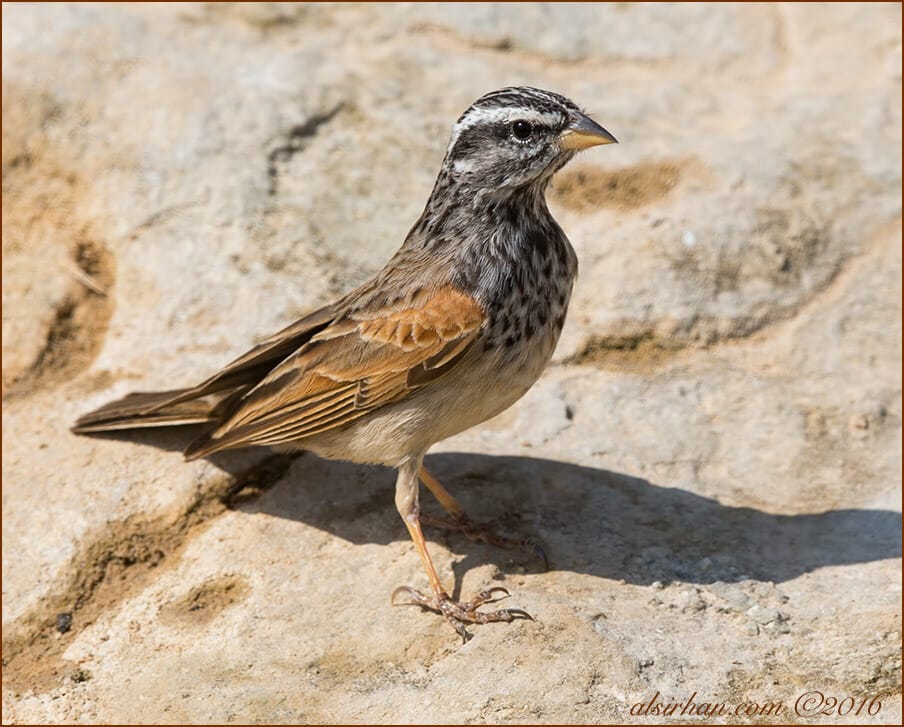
[2, 3, 901, 723]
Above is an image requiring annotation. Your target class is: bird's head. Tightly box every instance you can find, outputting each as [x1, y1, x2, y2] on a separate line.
[442, 86, 617, 193]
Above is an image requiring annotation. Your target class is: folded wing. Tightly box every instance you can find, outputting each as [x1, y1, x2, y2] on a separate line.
[72, 304, 340, 433]
[183, 286, 485, 459]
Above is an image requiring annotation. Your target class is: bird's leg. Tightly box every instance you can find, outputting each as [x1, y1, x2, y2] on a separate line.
[391, 458, 532, 641]
[418, 465, 467, 519]
[417, 466, 548, 569]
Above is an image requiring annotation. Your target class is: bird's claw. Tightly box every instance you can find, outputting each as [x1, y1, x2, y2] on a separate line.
[391, 585, 533, 642]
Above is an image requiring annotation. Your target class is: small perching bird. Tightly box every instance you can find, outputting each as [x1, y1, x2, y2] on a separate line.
[74, 86, 617, 640]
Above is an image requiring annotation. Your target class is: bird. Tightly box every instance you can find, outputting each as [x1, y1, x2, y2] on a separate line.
[73, 86, 617, 641]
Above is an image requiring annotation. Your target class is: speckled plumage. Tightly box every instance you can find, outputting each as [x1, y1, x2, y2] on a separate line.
[73, 86, 616, 640]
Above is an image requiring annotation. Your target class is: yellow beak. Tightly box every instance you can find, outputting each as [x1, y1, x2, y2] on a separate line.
[560, 113, 618, 150]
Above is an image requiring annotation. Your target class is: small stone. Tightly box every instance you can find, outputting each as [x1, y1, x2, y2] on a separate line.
[709, 583, 754, 612]
[70, 668, 92, 683]
[676, 587, 706, 613]
[56, 612, 73, 634]
[746, 604, 781, 625]
[764, 619, 791, 635]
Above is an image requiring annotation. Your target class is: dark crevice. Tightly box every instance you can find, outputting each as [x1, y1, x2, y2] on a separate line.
[30, 297, 79, 376]
[5, 238, 114, 399]
[266, 103, 345, 195]
[564, 330, 689, 374]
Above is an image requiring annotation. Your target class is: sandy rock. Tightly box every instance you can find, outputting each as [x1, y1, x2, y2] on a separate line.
[2, 3, 900, 724]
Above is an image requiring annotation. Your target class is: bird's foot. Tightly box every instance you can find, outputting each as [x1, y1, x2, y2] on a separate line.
[419, 512, 548, 570]
[391, 585, 532, 642]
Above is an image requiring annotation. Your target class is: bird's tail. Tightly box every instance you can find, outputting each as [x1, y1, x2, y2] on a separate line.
[71, 389, 221, 433]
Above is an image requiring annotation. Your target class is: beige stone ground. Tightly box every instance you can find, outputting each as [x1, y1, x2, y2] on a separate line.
[2, 3, 901, 724]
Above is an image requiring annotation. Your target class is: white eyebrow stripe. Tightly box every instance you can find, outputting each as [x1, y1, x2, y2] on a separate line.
[447, 107, 562, 151]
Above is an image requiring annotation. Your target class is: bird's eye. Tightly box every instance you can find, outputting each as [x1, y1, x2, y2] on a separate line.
[511, 120, 533, 140]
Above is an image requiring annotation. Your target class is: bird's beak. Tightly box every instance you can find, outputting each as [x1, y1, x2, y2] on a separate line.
[560, 113, 618, 150]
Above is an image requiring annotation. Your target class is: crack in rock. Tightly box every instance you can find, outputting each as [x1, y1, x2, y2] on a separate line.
[266, 103, 345, 196]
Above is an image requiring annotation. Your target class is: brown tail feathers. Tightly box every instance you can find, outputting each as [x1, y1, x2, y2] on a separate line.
[71, 389, 221, 433]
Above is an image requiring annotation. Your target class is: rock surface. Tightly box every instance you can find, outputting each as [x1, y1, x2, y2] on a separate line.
[2, 3, 901, 723]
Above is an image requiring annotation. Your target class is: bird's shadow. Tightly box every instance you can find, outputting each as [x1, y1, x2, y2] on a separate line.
[235, 449, 901, 590]
[85, 430, 901, 589]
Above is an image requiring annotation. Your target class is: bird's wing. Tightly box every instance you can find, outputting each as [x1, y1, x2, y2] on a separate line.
[154, 304, 342, 407]
[71, 304, 343, 433]
[184, 286, 485, 458]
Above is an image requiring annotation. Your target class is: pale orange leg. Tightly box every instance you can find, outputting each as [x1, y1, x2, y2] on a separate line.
[419, 466, 466, 518]
[391, 460, 532, 641]
[417, 465, 548, 569]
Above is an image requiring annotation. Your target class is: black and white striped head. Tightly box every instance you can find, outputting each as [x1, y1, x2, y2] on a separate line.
[443, 86, 616, 192]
